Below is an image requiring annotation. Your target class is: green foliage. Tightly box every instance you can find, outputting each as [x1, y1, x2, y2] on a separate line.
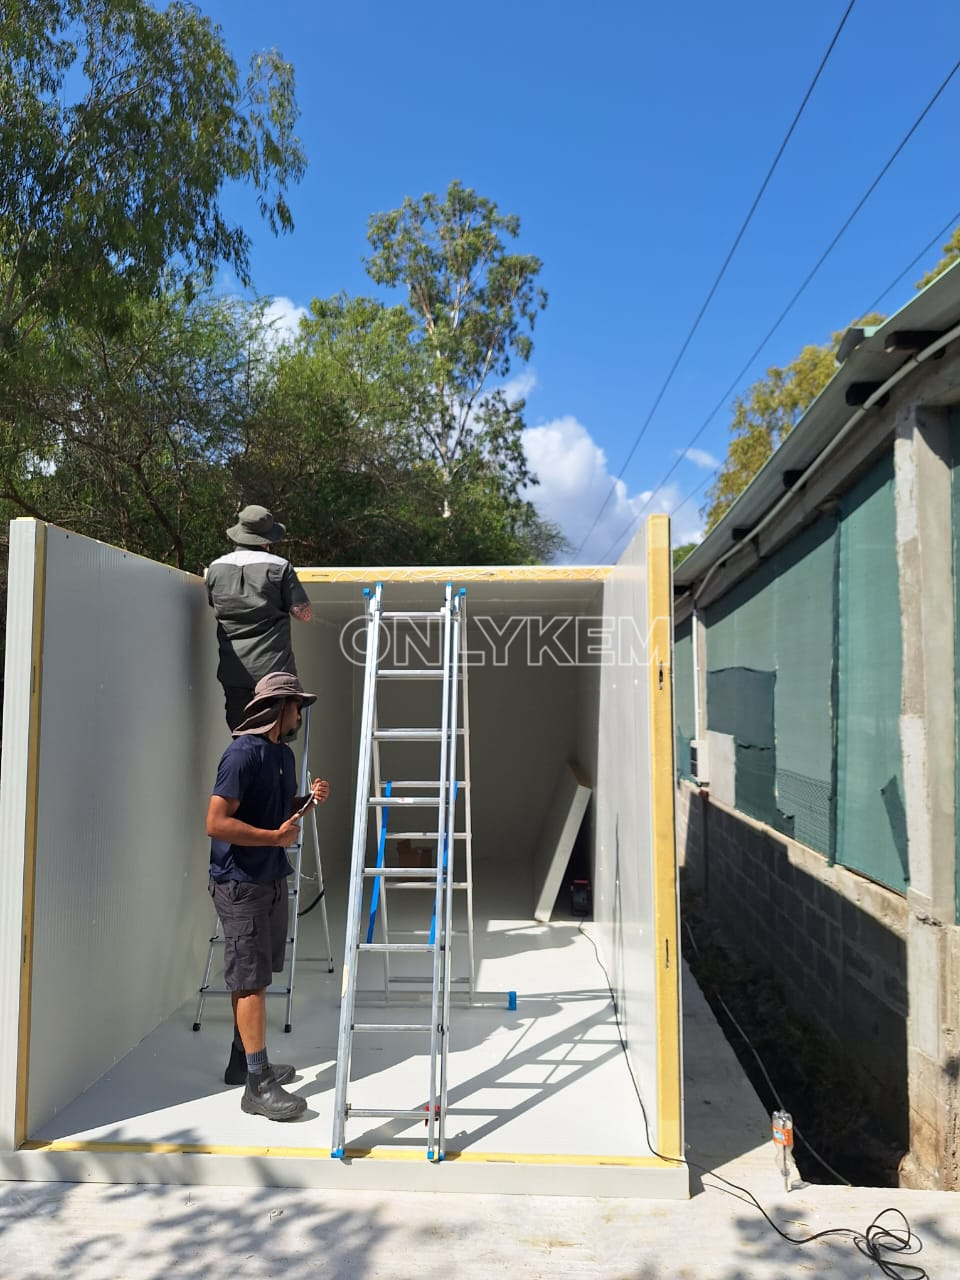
[262, 183, 562, 565]
[256, 289, 564, 565]
[672, 542, 697, 569]
[365, 180, 548, 509]
[0, 291, 263, 569]
[702, 314, 885, 532]
[915, 225, 960, 291]
[0, 0, 304, 343]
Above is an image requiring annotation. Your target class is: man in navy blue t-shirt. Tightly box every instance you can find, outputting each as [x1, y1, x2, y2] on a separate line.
[206, 671, 329, 1121]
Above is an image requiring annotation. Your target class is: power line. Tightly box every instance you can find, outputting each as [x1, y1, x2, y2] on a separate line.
[573, 0, 858, 556]
[668, 466, 717, 522]
[636, 211, 960, 558]
[597, 62, 960, 562]
[865, 210, 960, 314]
[664, 219, 956, 549]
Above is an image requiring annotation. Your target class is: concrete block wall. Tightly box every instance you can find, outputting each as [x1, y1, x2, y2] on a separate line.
[674, 361, 960, 1189]
[677, 781, 910, 1146]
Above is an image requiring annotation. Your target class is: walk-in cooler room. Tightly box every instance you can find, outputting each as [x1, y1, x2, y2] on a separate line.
[0, 515, 683, 1196]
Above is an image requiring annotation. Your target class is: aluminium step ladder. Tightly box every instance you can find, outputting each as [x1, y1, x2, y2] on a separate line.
[331, 582, 472, 1161]
[193, 702, 335, 1034]
[362, 586, 475, 1005]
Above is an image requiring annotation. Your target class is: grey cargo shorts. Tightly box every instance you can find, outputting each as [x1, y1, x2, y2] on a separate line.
[209, 878, 288, 991]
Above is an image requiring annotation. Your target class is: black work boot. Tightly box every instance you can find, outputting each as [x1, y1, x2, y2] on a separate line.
[224, 1042, 294, 1087]
[240, 1067, 307, 1121]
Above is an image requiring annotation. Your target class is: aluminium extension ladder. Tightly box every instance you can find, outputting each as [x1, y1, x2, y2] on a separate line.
[331, 582, 474, 1161]
[193, 702, 335, 1034]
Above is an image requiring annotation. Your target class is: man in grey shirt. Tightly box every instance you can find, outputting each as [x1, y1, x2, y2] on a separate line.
[206, 505, 313, 729]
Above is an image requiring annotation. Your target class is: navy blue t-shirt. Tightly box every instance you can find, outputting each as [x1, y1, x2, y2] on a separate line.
[209, 735, 297, 883]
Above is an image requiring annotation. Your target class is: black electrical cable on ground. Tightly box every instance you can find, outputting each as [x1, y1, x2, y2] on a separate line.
[576, 920, 928, 1279]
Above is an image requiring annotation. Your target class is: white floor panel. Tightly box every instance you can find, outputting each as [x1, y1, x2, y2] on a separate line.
[19, 875, 676, 1193]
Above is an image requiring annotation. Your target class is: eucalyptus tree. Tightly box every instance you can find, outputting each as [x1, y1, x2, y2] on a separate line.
[0, 0, 304, 345]
[365, 181, 547, 522]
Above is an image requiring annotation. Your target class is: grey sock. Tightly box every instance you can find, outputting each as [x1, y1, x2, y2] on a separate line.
[246, 1047, 268, 1077]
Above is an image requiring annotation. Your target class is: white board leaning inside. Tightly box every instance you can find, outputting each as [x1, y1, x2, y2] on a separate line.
[0, 515, 684, 1197]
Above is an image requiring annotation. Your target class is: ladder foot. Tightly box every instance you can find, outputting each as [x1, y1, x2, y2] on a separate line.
[284, 1023, 292, 1033]
[192, 1022, 201, 1032]
[508, 991, 517, 1010]
[331, 1147, 344, 1160]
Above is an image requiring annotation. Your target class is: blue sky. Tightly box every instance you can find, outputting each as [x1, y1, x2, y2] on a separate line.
[202, 0, 960, 561]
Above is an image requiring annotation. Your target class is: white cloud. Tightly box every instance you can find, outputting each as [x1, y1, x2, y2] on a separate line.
[522, 416, 704, 563]
[500, 370, 538, 404]
[680, 446, 719, 470]
[260, 296, 308, 347]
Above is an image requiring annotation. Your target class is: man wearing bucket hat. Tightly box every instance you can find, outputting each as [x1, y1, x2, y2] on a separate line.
[206, 671, 330, 1121]
[206, 504, 313, 730]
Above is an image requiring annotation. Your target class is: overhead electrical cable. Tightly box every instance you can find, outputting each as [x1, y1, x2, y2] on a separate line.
[573, 0, 858, 557]
[598, 61, 960, 562]
[865, 210, 960, 313]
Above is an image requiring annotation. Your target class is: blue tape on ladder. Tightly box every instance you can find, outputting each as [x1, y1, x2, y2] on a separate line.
[366, 781, 392, 944]
[508, 991, 517, 1011]
[429, 779, 458, 946]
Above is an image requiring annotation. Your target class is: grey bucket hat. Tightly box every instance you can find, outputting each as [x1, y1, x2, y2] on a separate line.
[227, 504, 287, 547]
[232, 671, 317, 737]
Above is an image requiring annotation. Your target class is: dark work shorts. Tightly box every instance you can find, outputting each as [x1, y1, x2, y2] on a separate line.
[209, 878, 289, 992]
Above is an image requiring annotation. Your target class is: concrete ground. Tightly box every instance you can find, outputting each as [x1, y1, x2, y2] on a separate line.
[1, 968, 955, 1280]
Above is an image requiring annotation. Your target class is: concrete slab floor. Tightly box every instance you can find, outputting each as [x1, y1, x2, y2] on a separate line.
[2, 967, 956, 1279]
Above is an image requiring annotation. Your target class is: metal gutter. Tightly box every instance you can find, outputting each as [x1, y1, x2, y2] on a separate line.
[675, 260, 960, 590]
[693, 315, 960, 604]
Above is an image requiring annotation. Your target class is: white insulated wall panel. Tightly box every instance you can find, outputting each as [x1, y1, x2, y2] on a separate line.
[293, 618, 359, 862]
[0, 521, 42, 1147]
[595, 523, 661, 1144]
[24, 526, 221, 1134]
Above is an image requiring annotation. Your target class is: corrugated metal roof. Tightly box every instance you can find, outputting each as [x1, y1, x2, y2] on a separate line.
[674, 259, 960, 588]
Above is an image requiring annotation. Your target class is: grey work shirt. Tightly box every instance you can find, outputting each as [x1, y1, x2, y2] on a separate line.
[206, 549, 310, 686]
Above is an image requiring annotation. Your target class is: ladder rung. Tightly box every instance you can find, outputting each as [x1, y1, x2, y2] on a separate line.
[369, 796, 441, 806]
[363, 867, 436, 879]
[374, 728, 465, 741]
[372, 927, 468, 937]
[352, 1023, 433, 1034]
[385, 831, 466, 839]
[380, 611, 443, 620]
[388, 881, 469, 890]
[378, 669, 445, 679]
[347, 1108, 434, 1120]
[380, 781, 468, 790]
[358, 942, 436, 953]
[380, 976, 471, 989]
